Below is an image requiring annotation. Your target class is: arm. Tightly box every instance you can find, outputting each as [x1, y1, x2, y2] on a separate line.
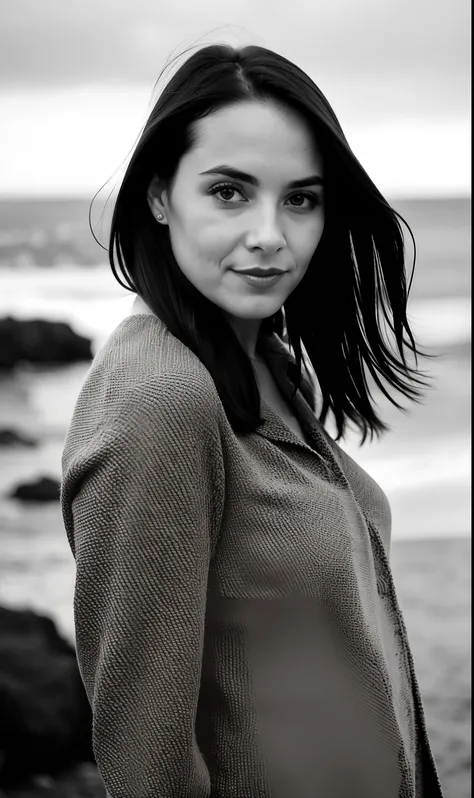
[62, 375, 225, 797]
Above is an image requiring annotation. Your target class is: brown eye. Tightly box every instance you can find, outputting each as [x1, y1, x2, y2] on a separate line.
[218, 187, 236, 201]
[207, 182, 246, 205]
[287, 192, 320, 210]
[289, 193, 306, 206]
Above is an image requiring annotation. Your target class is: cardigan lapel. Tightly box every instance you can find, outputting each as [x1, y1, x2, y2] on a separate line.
[253, 333, 314, 451]
[253, 333, 348, 478]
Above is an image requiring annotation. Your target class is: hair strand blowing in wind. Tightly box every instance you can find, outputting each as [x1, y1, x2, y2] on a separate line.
[101, 43, 431, 442]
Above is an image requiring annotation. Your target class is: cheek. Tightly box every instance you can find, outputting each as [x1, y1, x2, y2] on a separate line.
[168, 218, 227, 289]
[310, 213, 325, 248]
[293, 217, 325, 268]
[169, 210, 237, 277]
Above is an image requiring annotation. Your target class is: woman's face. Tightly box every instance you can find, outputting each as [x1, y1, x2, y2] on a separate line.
[148, 99, 325, 326]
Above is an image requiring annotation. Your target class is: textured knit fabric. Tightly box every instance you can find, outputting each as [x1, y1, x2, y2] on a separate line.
[61, 311, 444, 798]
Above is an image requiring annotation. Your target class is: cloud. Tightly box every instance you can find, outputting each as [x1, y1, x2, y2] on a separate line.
[0, 0, 470, 196]
[0, 0, 470, 97]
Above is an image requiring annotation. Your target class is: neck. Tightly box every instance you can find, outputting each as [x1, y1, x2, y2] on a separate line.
[131, 295, 155, 316]
[225, 315, 263, 360]
[132, 297, 267, 360]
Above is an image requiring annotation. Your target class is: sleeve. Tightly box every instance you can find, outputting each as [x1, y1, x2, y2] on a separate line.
[61, 375, 225, 797]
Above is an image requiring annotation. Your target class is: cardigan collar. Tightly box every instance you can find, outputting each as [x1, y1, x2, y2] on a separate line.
[256, 331, 344, 477]
[129, 296, 339, 472]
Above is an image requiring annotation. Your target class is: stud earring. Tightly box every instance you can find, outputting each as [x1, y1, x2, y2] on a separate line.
[156, 212, 164, 221]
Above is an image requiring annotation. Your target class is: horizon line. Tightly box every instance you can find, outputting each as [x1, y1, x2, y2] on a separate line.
[0, 192, 471, 204]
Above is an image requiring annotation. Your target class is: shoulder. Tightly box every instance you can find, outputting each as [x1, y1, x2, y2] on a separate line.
[100, 313, 217, 388]
[97, 313, 218, 403]
[65, 314, 224, 452]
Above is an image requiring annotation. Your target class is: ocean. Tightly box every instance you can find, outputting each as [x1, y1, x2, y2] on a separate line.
[0, 196, 471, 796]
[0, 197, 470, 548]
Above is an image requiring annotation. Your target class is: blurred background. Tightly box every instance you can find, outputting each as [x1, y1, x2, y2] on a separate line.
[0, 1, 470, 796]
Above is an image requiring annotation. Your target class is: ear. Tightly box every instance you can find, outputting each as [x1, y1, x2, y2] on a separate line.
[147, 175, 169, 224]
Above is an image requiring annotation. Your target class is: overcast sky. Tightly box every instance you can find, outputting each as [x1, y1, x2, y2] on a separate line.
[0, 0, 470, 197]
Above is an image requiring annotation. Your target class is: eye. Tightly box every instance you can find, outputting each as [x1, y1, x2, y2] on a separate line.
[286, 192, 321, 211]
[207, 182, 247, 205]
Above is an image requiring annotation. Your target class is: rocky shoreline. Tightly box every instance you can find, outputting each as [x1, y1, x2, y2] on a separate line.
[0, 318, 100, 794]
[0, 606, 104, 796]
[0, 318, 92, 372]
[0, 763, 105, 798]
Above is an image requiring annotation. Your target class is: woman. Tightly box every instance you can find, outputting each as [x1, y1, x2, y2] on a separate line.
[61, 44, 443, 797]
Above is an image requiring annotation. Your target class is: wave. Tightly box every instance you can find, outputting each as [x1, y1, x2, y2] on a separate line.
[407, 297, 471, 347]
[0, 265, 471, 350]
[340, 436, 471, 493]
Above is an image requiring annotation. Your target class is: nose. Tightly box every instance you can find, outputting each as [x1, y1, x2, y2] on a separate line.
[244, 203, 286, 253]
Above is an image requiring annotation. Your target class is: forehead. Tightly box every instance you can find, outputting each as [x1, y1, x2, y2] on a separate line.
[188, 100, 323, 175]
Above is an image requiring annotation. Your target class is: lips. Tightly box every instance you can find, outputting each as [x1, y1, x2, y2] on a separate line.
[234, 268, 286, 276]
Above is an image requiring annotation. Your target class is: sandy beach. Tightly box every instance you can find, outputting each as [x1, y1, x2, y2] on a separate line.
[0, 489, 470, 796]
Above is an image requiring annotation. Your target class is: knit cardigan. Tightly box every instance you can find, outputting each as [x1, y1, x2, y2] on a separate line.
[61, 312, 443, 798]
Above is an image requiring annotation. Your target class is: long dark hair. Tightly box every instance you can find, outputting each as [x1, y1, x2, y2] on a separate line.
[105, 43, 428, 442]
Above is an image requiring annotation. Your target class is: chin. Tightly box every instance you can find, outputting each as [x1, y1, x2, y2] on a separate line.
[224, 300, 283, 321]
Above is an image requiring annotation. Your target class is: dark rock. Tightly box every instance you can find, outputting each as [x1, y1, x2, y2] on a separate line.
[0, 763, 106, 797]
[0, 607, 94, 787]
[9, 477, 60, 503]
[0, 430, 38, 448]
[0, 318, 92, 370]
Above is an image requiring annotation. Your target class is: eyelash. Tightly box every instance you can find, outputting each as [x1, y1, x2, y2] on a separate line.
[207, 181, 321, 211]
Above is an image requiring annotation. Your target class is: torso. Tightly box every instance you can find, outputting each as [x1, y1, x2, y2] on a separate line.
[65, 311, 431, 796]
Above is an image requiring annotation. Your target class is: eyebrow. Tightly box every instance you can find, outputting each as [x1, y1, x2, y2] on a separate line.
[199, 165, 324, 189]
